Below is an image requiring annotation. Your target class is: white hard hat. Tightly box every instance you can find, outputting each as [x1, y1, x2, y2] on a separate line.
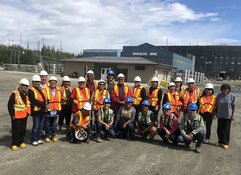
[75, 130, 88, 141]
[151, 76, 158, 82]
[19, 78, 29, 86]
[78, 76, 86, 82]
[87, 70, 94, 75]
[117, 73, 125, 78]
[175, 77, 182, 82]
[187, 78, 195, 84]
[40, 70, 48, 76]
[205, 83, 214, 89]
[63, 76, 70, 82]
[168, 82, 176, 87]
[32, 75, 41, 82]
[98, 79, 105, 84]
[83, 102, 91, 111]
[49, 76, 57, 82]
[134, 76, 141, 82]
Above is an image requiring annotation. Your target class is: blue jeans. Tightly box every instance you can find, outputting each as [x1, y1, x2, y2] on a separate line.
[31, 114, 45, 142]
[45, 117, 58, 138]
[177, 131, 205, 147]
[96, 122, 115, 137]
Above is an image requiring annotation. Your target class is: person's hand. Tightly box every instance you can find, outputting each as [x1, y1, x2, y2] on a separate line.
[12, 116, 16, 120]
[120, 101, 125, 104]
[165, 129, 170, 136]
[105, 124, 110, 130]
[188, 133, 193, 140]
[231, 115, 235, 121]
[123, 123, 127, 128]
[164, 134, 169, 138]
[155, 105, 159, 111]
[185, 135, 191, 141]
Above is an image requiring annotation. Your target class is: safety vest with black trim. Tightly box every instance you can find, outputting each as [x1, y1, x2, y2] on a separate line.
[99, 108, 114, 124]
[199, 95, 216, 113]
[131, 86, 143, 105]
[71, 111, 90, 128]
[181, 88, 201, 110]
[60, 86, 72, 105]
[113, 83, 129, 100]
[166, 91, 182, 113]
[45, 87, 62, 111]
[161, 113, 175, 129]
[12, 90, 31, 119]
[73, 87, 90, 110]
[147, 87, 161, 106]
[184, 114, 202, 132]
[30, 87, 45, 111]
[93, 89, 109, 110]
[137, 110, 153, 125]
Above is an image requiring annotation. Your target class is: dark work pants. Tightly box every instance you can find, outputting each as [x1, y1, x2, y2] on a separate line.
[58, 106, 72, 126]
[200, 112, 213, 140]
[158, 128, 179, 143]
[149, 106, 159, 121]
[217, 118, 231, 145]
[11, 117, 27, 146]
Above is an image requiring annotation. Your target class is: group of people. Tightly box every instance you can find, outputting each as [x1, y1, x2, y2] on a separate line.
[8, 69, 236, 153]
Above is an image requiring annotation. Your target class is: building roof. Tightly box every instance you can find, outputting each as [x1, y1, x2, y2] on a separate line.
[60, 56, 158, 65]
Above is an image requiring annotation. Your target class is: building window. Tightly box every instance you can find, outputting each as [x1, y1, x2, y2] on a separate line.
[135, 66, 145, 70]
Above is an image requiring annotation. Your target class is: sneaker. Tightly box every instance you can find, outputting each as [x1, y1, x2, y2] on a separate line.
[45, 138, 51, 142]
[11, 145, 18, 151]
[195, 146, 201, 153]
[222, 144, 229, 149]
[32, 141, 39, 146]
[52, 137, 58, 142]
[203, 139, 210, 144]
[37, 140, 44, 144]
[96, 137, 102, 143]
[20, 143, 26, 148]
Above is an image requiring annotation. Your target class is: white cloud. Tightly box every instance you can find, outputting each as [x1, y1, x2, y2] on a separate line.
[0, 0, 238, 53]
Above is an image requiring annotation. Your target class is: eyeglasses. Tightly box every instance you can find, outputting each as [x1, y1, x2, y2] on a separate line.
[21, 84, 29, 87]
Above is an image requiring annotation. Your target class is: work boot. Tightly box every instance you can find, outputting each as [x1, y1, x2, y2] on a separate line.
[185, 141, 191, 149]
[52, 137, 58, 142]
[11, 145, 18, 151]
[222, 144, 229, 149]
[195, 146, 201, 153]
[45, 138, 51, 142]
[96, 137, 101, 143]
[20, 143, 26, 149]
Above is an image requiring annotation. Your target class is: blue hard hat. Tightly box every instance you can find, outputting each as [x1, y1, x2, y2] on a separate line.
[125, 96, 133, 103]
[188, 103, 198, 111]
[107, 70, 115, 75]
[163, 103, 171, 110]
[141, 100, 150, 106]
[103, 97, 111, 104]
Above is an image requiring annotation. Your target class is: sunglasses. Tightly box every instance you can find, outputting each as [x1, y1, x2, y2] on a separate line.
[21, 84, 29, 87]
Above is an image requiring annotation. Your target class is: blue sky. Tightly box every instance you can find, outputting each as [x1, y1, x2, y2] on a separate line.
[0, 0, 240, 53]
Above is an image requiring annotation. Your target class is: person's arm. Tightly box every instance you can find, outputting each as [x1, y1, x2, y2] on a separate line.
[162, 93, 168, 107]
[111, 87, 120, 103]
[191, 117, 205, 135]
[157, 89, 163, 106]
[28, 89, 46, 107]
[8, 93, 15, 119]
[169, 116, 179, 134]
[231, 95, 236, 120]
[141, 88, 147, 101]
[179, 116, 187, 136]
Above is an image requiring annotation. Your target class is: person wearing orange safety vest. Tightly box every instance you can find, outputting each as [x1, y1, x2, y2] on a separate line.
[8, 78, 31, 151]
[67, 102, 91, 143]
[28, 75, 47, 146]
[70, 76, 90, 114]
[198, 83, 216, 144]
[147, 76, 162, 121]
[39, 70, 49, 89]
[174, 77, 184, 97]
[131, 76, 147, 119]
[162, 82, 182, 118]
[180, 78, 201, 116]
[111, 73, 131, 123]
[43, 76, 62, 142]
[58, 76, 73, 134]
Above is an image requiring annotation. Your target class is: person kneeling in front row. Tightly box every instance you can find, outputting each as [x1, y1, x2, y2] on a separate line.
[177, 103, 206, 153]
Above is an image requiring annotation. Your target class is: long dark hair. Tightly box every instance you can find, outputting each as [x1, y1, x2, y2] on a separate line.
[201, 88, 214, 97]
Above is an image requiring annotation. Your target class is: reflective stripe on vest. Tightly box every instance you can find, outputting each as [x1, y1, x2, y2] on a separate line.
[167, 91, 180, 113]
[71, 111, 90, 127]
[45, 87, 62, 111]
[30, 87, 44, 111]
[13, 90, 31, 119]
[147, 87, 160, 106]
[131, 86, 143, 105]
[61, 86, 72, 105]
[73, 87, 90, 110]
[199, 95, 216, 113]
[93, 89, 109, 110]
[113, 83, 129, 99]
[182, 88, 200, 109]
[99, 108, 113, 124]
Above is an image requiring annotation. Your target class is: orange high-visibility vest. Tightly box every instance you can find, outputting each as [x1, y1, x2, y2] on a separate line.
[93, 89, 109, 110]
[113, 83, 129, 100]
[199, 95, 216, 113]
[73, 87, 90, 110]
[131, 86, 143, 105]
[12, 90, 31, 119]
[30, 87, 44, 111]
[148, 87, 161, 106]
[166, 91, 182, 113]
[182, 88, 201, 110]
[60, 86, 72, 105]
[71, 111, 90, 128]
[45, 87, 62, 111]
